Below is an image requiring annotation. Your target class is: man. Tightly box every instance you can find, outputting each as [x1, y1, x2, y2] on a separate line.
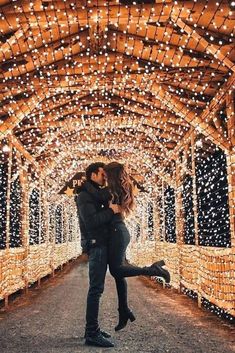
[75, 162, 120, 348]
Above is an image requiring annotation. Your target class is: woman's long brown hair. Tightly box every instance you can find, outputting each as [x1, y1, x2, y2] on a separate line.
[104, 162, 134, 216]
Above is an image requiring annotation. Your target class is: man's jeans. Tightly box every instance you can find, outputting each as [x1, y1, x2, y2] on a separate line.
[85, 244, 108, 335]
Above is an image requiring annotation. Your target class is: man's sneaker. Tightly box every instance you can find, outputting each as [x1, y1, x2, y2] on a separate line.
[100, 330, 112, 338]
[85, 332, 114, 347]
[84, 330, 111, 339]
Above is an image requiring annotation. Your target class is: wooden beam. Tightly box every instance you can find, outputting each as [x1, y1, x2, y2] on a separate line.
[158, 76, 234, 174]
[108, 26, 216, 62]
[0, 4, 170, 32]
[200, 73, 235, 120]
[17, 104, 185, 140]
[33, 54, 138, 79]
[46, 151, 151, 195]
[135, 77, 232, 151]
[0, 89, 46, 138]
[171, 14, 235, 73]
[35, 122, 164, 165]
[0, 87, 33, 101]
[29, 91, 94, 116]
[169, 127, 194, 160]
[0, 24, 29, 60]
[2, 30, 88, 79]
[41, 130, 162, 177]
[21, 79, 184, 125]
[4, 26, 87, 60]
[8, 134, 41, 172]
[0, 0, 21, 9]
[34, 113, 181, 140]
[108, 31, 228, 73]
[32, 114, 174, 161]
[30, 107, 115, 126]
[25, 94, 186, 129]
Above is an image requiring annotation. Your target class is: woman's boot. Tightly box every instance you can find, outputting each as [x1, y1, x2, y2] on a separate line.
[115, 308, 136, 331]
[151, 260, 165, 267]
[143, 262, 170, 283]
[150, 264, 170, 283]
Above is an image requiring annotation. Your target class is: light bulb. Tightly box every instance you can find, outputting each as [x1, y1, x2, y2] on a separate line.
[2, 144, 10, 153]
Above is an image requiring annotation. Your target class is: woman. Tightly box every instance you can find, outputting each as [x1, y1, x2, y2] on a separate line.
[103, 162, 170, 331]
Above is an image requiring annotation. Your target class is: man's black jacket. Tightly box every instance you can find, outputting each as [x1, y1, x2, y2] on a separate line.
[74, 181, 114, 252]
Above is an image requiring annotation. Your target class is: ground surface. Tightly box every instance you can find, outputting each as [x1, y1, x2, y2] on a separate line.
[0, 257, 234, 353]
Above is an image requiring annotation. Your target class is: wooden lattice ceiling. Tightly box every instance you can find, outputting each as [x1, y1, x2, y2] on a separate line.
[0, 0, 234, 190]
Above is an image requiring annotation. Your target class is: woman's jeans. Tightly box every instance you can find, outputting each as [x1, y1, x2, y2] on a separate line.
[108, 222, 150, 312]
[86, 245, 108, 335]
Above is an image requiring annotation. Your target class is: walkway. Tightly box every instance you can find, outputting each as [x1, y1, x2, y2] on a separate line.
[0, 258, 234, 353]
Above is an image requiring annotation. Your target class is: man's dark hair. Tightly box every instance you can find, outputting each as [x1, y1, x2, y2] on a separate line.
[86, 162, 105, 181]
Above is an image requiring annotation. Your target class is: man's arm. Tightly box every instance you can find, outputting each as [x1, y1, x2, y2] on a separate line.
[76, 192, 116, 231]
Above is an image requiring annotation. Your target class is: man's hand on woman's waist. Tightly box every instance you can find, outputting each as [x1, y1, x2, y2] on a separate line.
[109, 202, 121, 214]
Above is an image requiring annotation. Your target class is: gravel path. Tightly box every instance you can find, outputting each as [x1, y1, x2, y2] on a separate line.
[0, 257, 234, 353]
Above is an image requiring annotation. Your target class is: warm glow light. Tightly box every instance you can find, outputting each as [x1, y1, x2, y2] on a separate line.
[0, 0, 234, 321]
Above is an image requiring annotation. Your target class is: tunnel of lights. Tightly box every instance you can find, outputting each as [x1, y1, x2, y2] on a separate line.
[0, 0, 234, 320]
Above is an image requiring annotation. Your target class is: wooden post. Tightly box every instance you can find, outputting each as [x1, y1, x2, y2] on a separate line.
[37, 278, 41, 288]
[153, 189, 161, 255]
[50, 203, 56, 276]
[191, 133, 199, 246]
[60, 204, 64, 245]
[5, 143, 12, 251]
[142, 199, 148, 242]
[136, 200, 143, 263]
[175, 163, 184, 245]
[226, 151, 235, 247]
[191, 132, 202, 307]
[38, 185, 42, 245]
[18, 157, 29, 249]
[65, 203, 68, 245]
[226, 89, 235, 247]
[226, 83, 235, 146]
[23, 285, 29, 295]
[175, 160, 184, 293]
[41, 185, 50, 244]
[64, 202, 70, 262]
[18, 158, 30, 295]
[161, 180, 166, 243]
[46, 182, 56, 277]
[4, 295, 9, 309]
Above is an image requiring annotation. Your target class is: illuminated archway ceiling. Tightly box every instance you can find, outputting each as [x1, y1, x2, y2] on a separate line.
[0, 0, 234, 186]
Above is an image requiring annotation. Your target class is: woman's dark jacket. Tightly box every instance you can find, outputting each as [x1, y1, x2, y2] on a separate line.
[74, 181, 114, 252]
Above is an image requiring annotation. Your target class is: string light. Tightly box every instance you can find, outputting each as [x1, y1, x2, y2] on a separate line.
[2, 143, 10, 153]
[0, 0, 234, 321]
